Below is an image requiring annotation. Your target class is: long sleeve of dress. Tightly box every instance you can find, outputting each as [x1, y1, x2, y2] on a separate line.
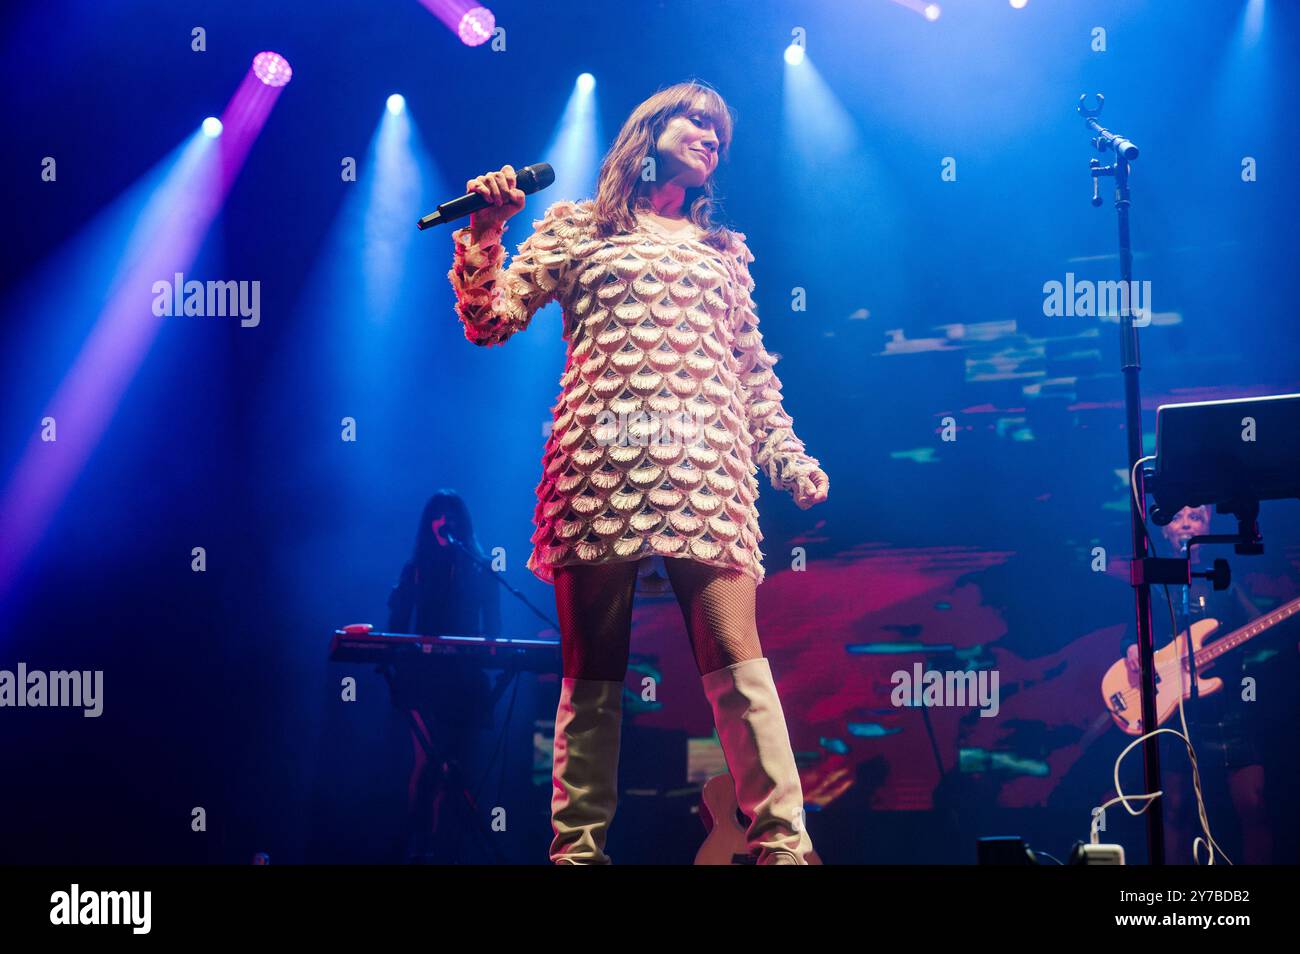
[447, 200, 580, 347]
[728, 233, 822, 496]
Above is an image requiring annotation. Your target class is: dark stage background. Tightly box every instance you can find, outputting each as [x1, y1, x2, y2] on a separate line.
[2, 0, 1298, 864]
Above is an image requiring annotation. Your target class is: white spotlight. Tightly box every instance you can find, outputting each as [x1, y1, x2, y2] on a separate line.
[202, 117, 223, 138]
[924, 3, 941, 20]
[784, 44, 805, 66]
[387, 93, 406, 115]
[576, 72, 595, 93]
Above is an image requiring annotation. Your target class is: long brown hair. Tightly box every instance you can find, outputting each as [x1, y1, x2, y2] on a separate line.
[592, 81, 735, 251]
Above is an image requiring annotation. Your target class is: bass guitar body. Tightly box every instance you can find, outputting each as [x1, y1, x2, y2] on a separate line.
[1101, 618, 1223, 736]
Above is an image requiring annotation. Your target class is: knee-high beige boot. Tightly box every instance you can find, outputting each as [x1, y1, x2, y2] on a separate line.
[701, 657, 815, 865]
[549, 677, 623, 864]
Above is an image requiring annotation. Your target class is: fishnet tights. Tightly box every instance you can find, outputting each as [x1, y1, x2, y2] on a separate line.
[554, 558, 762, 679]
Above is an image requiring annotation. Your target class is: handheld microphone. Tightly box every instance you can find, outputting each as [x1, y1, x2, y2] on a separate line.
[416, 162, 555, 231]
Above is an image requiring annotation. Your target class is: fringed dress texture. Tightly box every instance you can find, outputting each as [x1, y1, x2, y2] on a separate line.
[448, 199, 821, 587]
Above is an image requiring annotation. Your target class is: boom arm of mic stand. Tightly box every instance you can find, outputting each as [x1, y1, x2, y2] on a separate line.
[1077, 93, 1141, 160]
[449, 539, 561, 632]
[1087, 119, 1140, 161]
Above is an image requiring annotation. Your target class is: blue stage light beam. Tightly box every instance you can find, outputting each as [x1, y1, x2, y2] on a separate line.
[1242, 0, 1266, 48]
[257, 101, 445, 642]
[540, 73, 602, 206]
[781, 53, 906, 314]
[1207, 0, 1276, 142]
[275, 102, 442, 497]
[782, 54, 860, 167]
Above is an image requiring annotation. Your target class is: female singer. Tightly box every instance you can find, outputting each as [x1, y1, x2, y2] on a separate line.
[447, 81, 829, 864]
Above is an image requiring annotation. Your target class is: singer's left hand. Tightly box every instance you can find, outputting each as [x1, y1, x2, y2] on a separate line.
[792, 467, 829, 509]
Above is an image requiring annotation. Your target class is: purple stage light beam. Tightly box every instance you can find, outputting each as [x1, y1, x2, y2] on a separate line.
[887, 0, 942, 20]
[217, 62, 288, 194]
[414, 0, 496, 46]
[0, 56, 290, 605]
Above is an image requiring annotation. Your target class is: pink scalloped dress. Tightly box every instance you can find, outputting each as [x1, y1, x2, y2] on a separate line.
[447, 199, 819, 589]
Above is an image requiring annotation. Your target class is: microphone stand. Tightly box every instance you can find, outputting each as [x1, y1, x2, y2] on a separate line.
[1078, 93, 1165, 865]
[443, 532, 563, 721]
[447, 534, 657, 686]
[447, 533, 560, 633]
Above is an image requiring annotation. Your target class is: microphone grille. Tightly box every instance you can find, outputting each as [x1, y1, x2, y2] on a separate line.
[520, 162, 555, 193]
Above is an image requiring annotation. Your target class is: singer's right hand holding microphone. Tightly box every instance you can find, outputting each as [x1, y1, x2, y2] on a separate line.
[468, 164, 527, 235]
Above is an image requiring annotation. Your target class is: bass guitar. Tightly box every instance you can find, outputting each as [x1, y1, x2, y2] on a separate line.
[1100, 594, 1300, 735]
